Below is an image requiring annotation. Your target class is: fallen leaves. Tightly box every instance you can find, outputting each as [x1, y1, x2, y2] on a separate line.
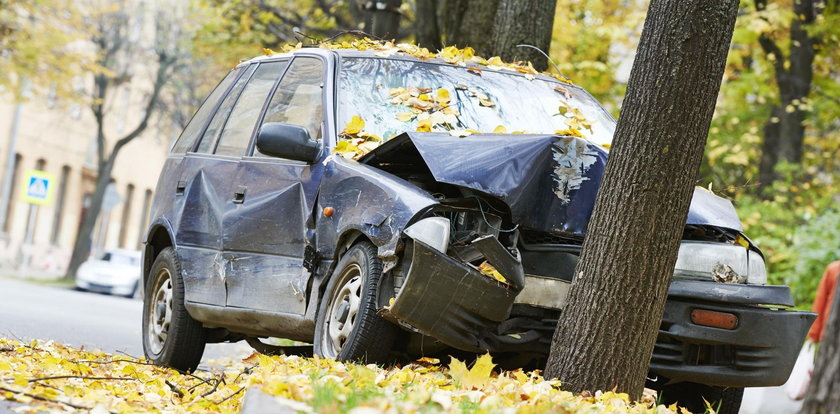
[335, 115, 382, 160]
[0, 337, 686, 413]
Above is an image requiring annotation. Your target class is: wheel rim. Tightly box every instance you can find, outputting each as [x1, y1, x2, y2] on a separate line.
[321, 264, 363, 359]
[147, 268, 173, 355]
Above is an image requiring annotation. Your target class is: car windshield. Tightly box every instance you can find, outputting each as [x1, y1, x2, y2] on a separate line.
[338, 57, 615, 147]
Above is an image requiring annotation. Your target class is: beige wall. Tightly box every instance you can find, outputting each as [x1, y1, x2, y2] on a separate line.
[0, 83, 172, 275]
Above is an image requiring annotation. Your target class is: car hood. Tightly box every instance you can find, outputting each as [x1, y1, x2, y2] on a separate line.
[360, 132, 742, 235]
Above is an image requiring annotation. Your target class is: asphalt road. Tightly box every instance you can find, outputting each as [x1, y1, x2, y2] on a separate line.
[0, 277, 251, 360]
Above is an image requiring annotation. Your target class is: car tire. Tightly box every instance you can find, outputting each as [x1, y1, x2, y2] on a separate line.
[314, 241, 396, 363]
[142, 247, 206, 371]
[660, 382, 743, 414]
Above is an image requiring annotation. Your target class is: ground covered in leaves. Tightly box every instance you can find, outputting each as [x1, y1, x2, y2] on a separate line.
[0, 337, 691, 413]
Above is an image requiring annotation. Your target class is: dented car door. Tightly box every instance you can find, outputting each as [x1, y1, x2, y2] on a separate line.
[223, 56, 328, 314]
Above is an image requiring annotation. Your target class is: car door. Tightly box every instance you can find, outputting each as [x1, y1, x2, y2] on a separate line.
[223, 55, 328, 313]
[172, 63, 258, 306]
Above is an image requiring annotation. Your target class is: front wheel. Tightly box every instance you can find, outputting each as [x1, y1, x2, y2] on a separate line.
[314, 242, 396, 363]
[142, 247, 206, 371]
[660, 382, 743, 414]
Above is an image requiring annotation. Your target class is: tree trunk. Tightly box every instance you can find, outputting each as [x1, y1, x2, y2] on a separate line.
[543, 0, 739, 399]
[756, 0, 817, 188]
[800, 281, 840, 413]
[364, 0, 402, 39]
[414, 0, 442, 51]
[489, 0, 557, 71]
[439, 0, 500, 57]
[64, 156, 116, 279]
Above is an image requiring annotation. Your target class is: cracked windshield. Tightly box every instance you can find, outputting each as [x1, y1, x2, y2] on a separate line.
[337, 57, 616, 159]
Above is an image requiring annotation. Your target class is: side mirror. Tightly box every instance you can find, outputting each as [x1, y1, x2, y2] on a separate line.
[255, 122, 321, 163]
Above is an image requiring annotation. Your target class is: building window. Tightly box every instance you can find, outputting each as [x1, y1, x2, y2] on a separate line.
[137, 189, 153, 250]
[50, 166, 71, 245]
[3, 154, 23, 233]
[119, 184, 134, 248]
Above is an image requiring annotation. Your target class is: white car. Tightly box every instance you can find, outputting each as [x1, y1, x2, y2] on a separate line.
[75, 249, 142, 298]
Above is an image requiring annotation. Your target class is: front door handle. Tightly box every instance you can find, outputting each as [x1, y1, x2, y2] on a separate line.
[233, 186, 247, 204]
[175, 180, 186, 196]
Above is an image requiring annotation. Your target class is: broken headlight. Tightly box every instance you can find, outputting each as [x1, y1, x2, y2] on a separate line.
[404, 217, 450, 253]
[674, 241, 766, 285]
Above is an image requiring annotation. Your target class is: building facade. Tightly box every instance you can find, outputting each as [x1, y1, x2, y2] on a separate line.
[0, 75, 173, 276]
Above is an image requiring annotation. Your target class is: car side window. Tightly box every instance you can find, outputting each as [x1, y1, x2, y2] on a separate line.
[194, 64, 257, 154]
[215, 61, 289, 157]
[170, 68, 239, 153]
[256, 57, 325, 157]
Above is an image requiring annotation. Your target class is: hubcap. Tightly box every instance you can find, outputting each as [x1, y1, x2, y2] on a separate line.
[321, 264, 363, 359]
[146, 268, 173, 355]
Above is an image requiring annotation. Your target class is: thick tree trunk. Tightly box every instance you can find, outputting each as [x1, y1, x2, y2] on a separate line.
[65, 156, 115, 279]
[543, 0, 739, 398]
[489, 0, 556, 71]
[800, 283, 840, 413]
[414, 0, 442, 51]
[439, 0, 500, 57]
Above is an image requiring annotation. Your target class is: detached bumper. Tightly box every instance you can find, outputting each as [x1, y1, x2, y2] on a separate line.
[651, 280, 815, 387]
[386, 240, 518, 352]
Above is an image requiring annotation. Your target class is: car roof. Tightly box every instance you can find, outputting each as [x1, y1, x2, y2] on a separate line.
[236, 47, 563, 83]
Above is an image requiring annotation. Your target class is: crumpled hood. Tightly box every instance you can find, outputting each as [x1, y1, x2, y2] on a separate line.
[361, 132, 742, 235]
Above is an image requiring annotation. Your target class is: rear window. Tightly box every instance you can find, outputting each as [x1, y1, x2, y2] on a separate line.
[170, 68, 240, 154]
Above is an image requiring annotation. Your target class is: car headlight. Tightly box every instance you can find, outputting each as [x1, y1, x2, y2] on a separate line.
[674, 241, 766, 285]
[404, 217, 450, 253]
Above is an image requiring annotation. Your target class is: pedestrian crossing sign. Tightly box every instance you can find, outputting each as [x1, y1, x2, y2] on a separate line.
[20, 170, 55, 206]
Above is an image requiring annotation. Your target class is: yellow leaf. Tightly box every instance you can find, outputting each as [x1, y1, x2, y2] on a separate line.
[395, 112, 414, 122]
[449, 354, 495, 389]
[0, 360, 10, 371]
[14, 373, 27, 387]
[478, 261, 506, 283]
[416, 119, 432, 132]
[492, 125, 507, 134]
[436, 88, 450, 105]
[555, 128, 582, 138]
[333, 140, 361, 154]
[341, 115, 365, 135]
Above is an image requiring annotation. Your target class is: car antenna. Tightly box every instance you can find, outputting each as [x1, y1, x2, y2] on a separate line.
[515, 44, 567, 79]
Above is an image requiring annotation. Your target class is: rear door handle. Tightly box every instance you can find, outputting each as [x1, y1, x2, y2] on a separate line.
[175, 180, 186, 195]
[233, 186, 247, 204]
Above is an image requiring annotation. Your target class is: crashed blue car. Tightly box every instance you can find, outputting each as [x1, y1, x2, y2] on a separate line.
[141, 47, 813, 411]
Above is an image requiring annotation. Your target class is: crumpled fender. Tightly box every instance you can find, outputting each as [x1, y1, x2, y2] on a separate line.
[316, 155, 439, 258]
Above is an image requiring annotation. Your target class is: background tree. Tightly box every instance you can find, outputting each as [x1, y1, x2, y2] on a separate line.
[0, 0, 96, 100]
[64, 3, 188, 279]
[543, 0, 739, 400]
[801, 282, 840, 413]
[416, 0, 557, 70]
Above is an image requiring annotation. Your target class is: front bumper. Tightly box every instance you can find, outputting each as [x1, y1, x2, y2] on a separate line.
[651, 279, 815, 387]
[385, 241, 814, 388]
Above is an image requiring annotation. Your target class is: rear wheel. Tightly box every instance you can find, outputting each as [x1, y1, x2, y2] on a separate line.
[660, 382, 743, 414]
[314, 242, 396, 363]
[142, 247, 206, 371]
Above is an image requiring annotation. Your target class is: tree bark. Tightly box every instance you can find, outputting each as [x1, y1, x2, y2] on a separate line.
[364, 0, 402, 39]
[756, 0, 818, 188]
[801, 280, 840, 413]
[543, 0, 739, 398]
[439, 0, 500, 57]
[414, 0, 442, 51]
[489, 0, 557, 71]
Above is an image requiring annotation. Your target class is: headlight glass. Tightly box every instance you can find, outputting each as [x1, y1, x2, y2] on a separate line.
[404, 217, 450, 253]
[674, 241, 767, 285]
